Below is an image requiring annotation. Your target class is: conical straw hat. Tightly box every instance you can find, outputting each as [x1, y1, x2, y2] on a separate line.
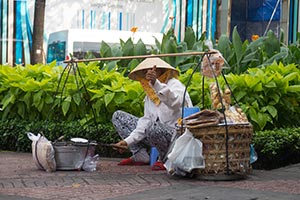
[128, 57, 179, 80]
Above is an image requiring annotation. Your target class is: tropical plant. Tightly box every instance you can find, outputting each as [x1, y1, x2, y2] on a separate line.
[0, 62, 145, 124]
[223, 62, 300, 130]
[155, 27, 209, 73]
[216, 26, 300, 75]
[97, 37, 159, 75]
[94, 27, 210, 75]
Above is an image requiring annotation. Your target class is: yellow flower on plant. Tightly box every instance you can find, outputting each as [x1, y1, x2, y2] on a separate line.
[252, 34, 259, 41]
[130, 26, 138, 33]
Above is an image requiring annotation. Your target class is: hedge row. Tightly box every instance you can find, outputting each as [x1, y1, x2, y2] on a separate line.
[0, 119, 299, 169]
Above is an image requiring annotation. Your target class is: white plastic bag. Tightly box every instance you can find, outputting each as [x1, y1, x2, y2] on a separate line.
[27, 132, 56, 172]
[167, 129, 205, 173]
[82, 154, 100, 172]
[164, 159, 188, 177]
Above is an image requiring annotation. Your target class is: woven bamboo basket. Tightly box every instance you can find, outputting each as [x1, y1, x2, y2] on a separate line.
[188, 123, 253, 176]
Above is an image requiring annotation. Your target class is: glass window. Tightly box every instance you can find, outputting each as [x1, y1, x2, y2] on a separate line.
[73, 42, 101, 59]
[47, 41, 66, 63]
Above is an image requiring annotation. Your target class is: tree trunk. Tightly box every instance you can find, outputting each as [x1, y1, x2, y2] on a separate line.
[31, 0, 46, 64]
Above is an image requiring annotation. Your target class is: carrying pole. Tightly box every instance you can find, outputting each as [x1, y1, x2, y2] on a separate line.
[64, 51, 215, 64]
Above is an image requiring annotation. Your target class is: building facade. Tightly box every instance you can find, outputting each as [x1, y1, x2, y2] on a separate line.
[0, 0, 299, 65]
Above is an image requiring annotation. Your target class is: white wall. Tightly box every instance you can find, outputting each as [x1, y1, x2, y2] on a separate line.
[28, 0, 167, 39]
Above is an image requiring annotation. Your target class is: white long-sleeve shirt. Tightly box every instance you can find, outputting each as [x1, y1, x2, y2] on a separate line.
[124, 78, 193, 146]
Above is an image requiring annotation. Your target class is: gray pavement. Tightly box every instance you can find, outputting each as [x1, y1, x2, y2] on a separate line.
[0, 151, 299, 200]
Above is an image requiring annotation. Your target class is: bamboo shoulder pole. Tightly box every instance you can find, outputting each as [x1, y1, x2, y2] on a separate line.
[64, 51, 215, 64]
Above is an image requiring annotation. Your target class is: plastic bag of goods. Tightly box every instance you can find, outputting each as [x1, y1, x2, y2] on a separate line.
[27, 132, 56, 172]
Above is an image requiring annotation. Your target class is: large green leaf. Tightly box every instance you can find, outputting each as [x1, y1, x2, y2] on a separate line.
[22, 92, 31, 109]
[100, 41, 112, 57]
[264, 30, 281, 57]
[113, 92, 127, 105]
[162, 36, 178, 67]
[184, 27, 196, 50]
[241, 50, 259, 64]
[178, 63, 196, 73]
[256, 112, 268, 130]
[264, 81, 277, 88]
[33, 91, 43, 108]
[269, 92, 280, 104]
[122, 39, 134, 56]
[37, 100, 44, 112]
[111, 45, 123, 57]
[62, 101, 70, 116]
[126, 89, 139, 100]
[88, 88, 105, 100]
[232, 26, 243, 66]
[44, 93, 53, 104]
[216, 34, 232, 60]
[264, 50, 288, 65]
[17, 102, 26, 118]
[287, 85, 300, 93]
[73, 93, 81, 106]
[246, 37, 266, 52]
[1, 93, 15, 110]
[248, 107, 258, 124]
[61, 96, 72, 116]
[265, 105, 277, 118]
[104, 93, 115, 106]
[134, 39, 147, 56]
[282, 72, 299, 83]
[104, 61, 117, 72]
[234, 90, 247, 101]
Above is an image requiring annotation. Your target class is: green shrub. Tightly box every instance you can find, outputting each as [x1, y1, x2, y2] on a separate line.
[216, 27, 300, 75]
[0, 119, 122, 157]
[180, 62, 300, 131]
[252, 127, 300, 169]
[0, 62, 144, 124]
[1, 62, 299, 132]
[1, 119, 299, 169]
[215, 62, 300, 130]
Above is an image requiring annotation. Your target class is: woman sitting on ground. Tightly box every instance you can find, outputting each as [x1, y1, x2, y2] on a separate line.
[112, 57, 192, 170]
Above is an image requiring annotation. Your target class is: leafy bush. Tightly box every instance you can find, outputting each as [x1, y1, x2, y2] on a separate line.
[224, 62, 300, 130]
[216, 27, 300, 75]
[223, 63, 300, 130]
[1, 119, 299, 169]
[1, 61, 299, 131]
[252, 127, 300, 169]
[0, 119, 122, 157]
[180, 62, 300, 131]
[96, 27, 209, 74]
[0, 62, 145, 124]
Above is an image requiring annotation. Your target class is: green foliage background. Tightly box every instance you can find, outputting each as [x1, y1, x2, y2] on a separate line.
[0, 27, 300, 169]
[0, 61, 299, 131]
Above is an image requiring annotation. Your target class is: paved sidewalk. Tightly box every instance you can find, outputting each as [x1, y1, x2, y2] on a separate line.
[0, 151, 299, 200]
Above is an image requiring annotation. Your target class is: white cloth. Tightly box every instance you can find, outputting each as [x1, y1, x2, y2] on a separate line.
[124, 78, 193, 146]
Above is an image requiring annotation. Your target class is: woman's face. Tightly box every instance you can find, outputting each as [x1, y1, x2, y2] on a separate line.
[140, 68, 165, 78]
[155, 68, 165, 77]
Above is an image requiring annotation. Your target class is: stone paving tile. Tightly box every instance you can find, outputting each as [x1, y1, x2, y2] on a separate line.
[0, 152, 300, 200]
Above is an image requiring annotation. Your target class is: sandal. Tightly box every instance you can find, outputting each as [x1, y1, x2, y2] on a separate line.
[151, 161, 166, 171]
[118, 157, 148, 166]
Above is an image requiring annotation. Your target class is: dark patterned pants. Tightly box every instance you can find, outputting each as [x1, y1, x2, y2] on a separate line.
[112, 110, 175, 160]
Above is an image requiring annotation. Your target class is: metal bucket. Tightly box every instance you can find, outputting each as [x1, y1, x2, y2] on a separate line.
[53, 141, 96, 170]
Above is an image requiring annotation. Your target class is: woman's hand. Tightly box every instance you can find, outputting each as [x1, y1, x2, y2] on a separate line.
[145, 65, 157, 85]
[112, 140, 128, 153]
